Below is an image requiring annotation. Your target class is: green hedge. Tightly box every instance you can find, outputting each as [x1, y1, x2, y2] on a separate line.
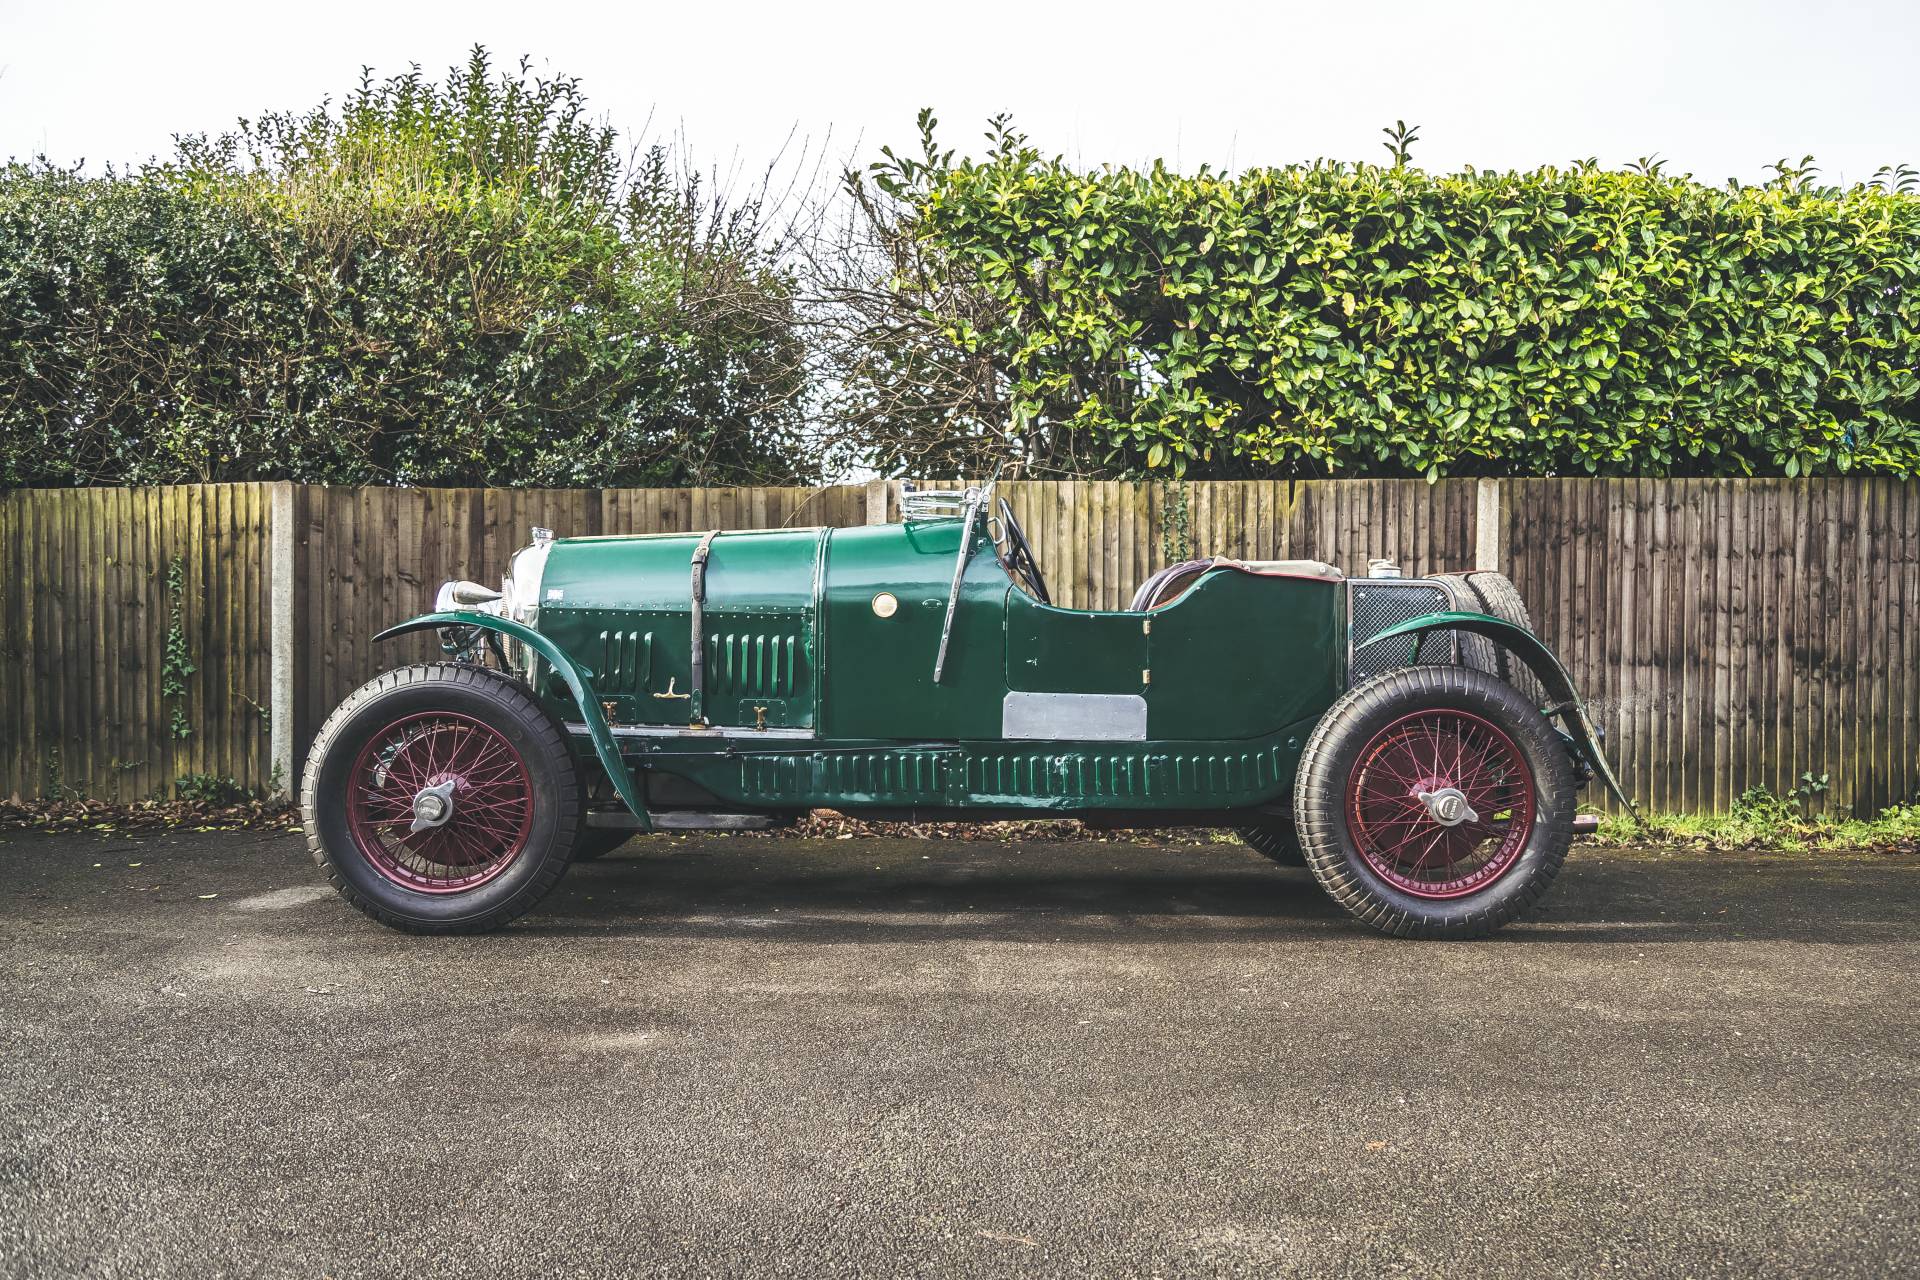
[9, 64, 1919, 487]
[893, 122, 1920, 477]
[0, 52, 811, 489]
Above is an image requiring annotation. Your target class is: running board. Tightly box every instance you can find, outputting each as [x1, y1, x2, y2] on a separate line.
[583, 810, 778, 831]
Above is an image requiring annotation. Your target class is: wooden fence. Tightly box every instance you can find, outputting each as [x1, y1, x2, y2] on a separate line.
[0, 485, 274, 802]
[2, 479, 1914, 815]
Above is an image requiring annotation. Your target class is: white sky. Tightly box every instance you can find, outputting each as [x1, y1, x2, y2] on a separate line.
[2, 0, 1916, 188]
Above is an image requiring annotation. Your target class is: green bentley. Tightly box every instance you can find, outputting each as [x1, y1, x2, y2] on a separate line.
[301, 481, 1632, 938]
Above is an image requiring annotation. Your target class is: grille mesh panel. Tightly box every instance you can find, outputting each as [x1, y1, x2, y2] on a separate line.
[1347, 581, 1452, 686]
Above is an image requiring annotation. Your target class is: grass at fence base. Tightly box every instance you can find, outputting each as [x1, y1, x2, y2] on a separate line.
[1594, 802, 1920, 854]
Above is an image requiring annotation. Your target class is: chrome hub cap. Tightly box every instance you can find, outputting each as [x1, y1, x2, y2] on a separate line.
[409, 779, 459, 834]
[1415, 785, 1479, 828]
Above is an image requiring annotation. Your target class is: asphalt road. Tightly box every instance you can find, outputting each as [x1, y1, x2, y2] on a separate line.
[2, 828, 1915, 1279]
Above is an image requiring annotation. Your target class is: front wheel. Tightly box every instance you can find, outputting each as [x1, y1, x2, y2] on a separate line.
[301, 664, 582, 933]
[1295, 665, 1574, 939]
[1235, 822, 1305, 867]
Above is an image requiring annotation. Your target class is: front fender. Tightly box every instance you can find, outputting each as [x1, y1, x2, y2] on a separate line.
[371, 611, 647, 827]
[1357, 611, 1638, 821]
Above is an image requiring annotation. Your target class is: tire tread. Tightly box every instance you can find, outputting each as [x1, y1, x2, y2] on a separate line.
[299, 663, 581, 934]
[1294, 664, 1574, 939]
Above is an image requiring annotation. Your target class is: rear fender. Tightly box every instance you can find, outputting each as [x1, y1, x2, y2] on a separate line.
[372, 611, 648, 827]
[1357, 611, 1639, 821]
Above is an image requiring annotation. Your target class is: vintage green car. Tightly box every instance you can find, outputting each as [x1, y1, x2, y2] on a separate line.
[301, 481, 1632, 939]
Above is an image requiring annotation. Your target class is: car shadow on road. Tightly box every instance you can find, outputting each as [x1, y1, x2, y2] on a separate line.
[520, 842, 1349, 941]
[511, 842, 1918, 946]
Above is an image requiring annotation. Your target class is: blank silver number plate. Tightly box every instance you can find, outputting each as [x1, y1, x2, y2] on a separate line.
[1001, 691, 1148, 741]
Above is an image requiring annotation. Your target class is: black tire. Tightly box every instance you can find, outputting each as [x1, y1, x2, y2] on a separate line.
[1430, 572, 1505, 677]
[573, 828, 630, 862]
[301, 664, 582, 933]
[1435, 570, 1543, 703]
[1235, 822, 1305, 867]
[1295, 664, 1574, 939]
[1462, 569, 1534, 633]
[1459, 570, 1545, 705]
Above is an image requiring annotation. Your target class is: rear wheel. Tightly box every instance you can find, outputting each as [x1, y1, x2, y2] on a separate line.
[1295, 664, 1574, 939]
[301, 664, 581, 933]
[572, 828, 630, 862]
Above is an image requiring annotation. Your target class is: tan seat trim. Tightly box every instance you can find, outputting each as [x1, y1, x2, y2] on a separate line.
[1129, 556, 1342, 611]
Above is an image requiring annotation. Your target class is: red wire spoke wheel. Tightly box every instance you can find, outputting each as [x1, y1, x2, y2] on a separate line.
[302, 665, 582, 933]
[345, 712, 535, 893]
[1344, 709, 1535, 899]
[1295, 665, 1575, 939]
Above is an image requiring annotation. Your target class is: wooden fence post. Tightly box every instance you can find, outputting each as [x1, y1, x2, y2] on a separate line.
[1475, 479, 1503, 571]
[269, 482, 295, 798]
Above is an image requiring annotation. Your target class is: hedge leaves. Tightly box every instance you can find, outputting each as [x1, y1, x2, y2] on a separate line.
[0, 50, 811, 489]
[7, 71, 1918, 487]
[892, 119, 1920, 478]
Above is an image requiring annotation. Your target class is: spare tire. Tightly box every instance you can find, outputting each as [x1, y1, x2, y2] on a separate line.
[1429, 573, 1505, 676]
[1468, 570, 1532, 628]
[1432, 571, 1542, 704]
[1466, 571, 1543, 705]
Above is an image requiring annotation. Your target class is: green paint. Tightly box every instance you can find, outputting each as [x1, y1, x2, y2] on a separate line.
[485, 521, 1352, 816]
[1006, 594, 1145, 694]
[540, 527, 825, 732]
[1143, 570, 1341, 740]
[374, 525, 1617, 828]
[817, 521, 1010, 740]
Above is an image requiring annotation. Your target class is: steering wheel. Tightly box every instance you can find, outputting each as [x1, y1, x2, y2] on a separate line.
[997, 498, 1051, 605]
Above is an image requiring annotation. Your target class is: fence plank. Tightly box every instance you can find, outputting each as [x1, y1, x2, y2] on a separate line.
[0, 493, 20, 797]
